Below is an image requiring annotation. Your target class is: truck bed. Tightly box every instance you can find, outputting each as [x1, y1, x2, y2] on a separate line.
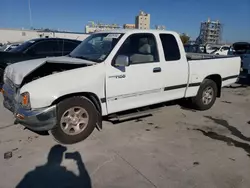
[186, 52, 236, 61]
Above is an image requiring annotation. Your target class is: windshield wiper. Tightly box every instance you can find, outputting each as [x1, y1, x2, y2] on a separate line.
[69, 55, 101, 63]
[74, 56, 100, 62]
[73, 56, 91, 60]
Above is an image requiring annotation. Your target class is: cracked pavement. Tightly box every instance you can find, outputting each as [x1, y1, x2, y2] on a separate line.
[1, 83, 250, 188]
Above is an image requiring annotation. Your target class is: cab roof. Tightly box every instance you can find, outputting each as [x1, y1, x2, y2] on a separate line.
[96, 29, 178, 35]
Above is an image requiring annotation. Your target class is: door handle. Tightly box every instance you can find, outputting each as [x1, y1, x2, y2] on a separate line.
[153, 67, 161, 73]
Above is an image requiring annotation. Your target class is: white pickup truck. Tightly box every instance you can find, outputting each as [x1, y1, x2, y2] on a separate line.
[1, 30, 241, 144]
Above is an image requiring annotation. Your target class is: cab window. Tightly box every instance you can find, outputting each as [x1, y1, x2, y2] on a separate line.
[115, 33, 159, 64]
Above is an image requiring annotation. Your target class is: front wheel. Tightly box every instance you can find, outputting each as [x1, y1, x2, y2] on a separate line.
[191, 79, 218, 110]
[51, 96, 97, 144]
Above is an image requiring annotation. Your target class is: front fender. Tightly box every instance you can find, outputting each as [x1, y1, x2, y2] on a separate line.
[20, 63, 105, 109]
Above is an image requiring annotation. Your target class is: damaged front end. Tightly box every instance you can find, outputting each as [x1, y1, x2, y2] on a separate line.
[21, 62, 88, 86]
[2, 56, 95, 131]
[4, 56, 95, 86]
[2, 77, 57, 131]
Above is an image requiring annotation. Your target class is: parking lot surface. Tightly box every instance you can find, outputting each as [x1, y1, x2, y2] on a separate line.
[0, 84, 250, 188]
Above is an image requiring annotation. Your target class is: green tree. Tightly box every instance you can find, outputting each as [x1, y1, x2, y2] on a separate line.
[180, 33, 190, 44]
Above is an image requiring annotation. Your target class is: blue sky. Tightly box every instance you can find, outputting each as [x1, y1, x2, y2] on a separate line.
[0, 0, 249, 42]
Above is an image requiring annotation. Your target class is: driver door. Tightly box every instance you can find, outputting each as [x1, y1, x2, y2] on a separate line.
[105, 33, 164, 114]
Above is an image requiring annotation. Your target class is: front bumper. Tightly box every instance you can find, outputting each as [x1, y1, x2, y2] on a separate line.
[2, 83, 57, 131]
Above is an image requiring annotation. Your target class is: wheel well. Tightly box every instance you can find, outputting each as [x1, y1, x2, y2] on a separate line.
[51, 92, 102, 114]
[204, 74, 222, 97]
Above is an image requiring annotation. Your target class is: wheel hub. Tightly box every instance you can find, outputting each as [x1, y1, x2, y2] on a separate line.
[60, 106, 89, 135]
[202, 86, 214, 105]
[70, 116, 79, 124]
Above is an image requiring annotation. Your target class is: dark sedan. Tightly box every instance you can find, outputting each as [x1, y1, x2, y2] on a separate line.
[0, 38, 81, 85]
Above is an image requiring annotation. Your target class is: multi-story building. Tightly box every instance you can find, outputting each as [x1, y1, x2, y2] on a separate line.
[85, 21, 121, 33]
[135, 11, 150, 29]
[196, 18, 222, 45]
[123, 24, 136, 29]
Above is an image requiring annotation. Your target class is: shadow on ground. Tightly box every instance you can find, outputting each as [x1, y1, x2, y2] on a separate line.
[16, 145, 92, 188]
[194, 116, 250, 158]
[24, 127, 49, 136]
[223, 77, 250, 89]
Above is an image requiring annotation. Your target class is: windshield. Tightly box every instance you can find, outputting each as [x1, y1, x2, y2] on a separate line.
[9, 40, 34, 53]
[69, 33, 123, 62]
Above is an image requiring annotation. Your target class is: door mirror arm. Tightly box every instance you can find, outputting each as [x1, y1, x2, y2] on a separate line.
[114, 55, 130, 67]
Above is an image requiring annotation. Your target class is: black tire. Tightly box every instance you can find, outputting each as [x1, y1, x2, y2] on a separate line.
[191, 79, 218, 111]
[0, 68, 4, 87]
[51, 96, 97, 144]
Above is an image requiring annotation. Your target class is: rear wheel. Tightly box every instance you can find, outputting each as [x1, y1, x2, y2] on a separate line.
[51, 96, 97, 144]
[191, 79, 218, 110]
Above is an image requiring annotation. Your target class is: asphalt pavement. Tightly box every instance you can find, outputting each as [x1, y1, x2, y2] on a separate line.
[0, 84, 250, 188]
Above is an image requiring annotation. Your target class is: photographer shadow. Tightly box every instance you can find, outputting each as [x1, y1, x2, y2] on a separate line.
[16, 145, 92, 188]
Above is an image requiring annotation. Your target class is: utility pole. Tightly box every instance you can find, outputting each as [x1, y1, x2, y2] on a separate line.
[28, 0, 33, 28]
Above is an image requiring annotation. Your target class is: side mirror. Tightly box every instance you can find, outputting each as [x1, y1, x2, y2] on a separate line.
[115, 55, 129, 67]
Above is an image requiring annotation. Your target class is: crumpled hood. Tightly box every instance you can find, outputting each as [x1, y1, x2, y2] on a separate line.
[4, 56, 95, 86]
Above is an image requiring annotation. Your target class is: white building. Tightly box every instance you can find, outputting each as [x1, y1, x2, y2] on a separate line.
[85, 22, 121, 33]
[135, 11, 150, 29]
[0, 28, 89, 44]
[123, 24, 136, 29]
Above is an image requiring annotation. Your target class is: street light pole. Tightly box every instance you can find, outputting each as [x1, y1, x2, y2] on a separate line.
[28, 0, 33, 28]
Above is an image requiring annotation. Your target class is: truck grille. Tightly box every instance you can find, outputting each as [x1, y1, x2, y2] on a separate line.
[3, 79, 19, 113]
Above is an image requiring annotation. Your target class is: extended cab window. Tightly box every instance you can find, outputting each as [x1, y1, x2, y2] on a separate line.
[160, 34, 180, 61]
[116, 33, 159, 64]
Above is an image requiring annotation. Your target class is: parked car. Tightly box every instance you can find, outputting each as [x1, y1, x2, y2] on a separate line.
[241, 51, 250, 78]
[1, 30, 241, 144]
[211, 45, 230, 55]
[0, 38, 81, 86]
[206, 46, 220, 54]
[229, 42, 250, 79]
[184, 44, 205, 53]
[228, 42, 250, 55]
